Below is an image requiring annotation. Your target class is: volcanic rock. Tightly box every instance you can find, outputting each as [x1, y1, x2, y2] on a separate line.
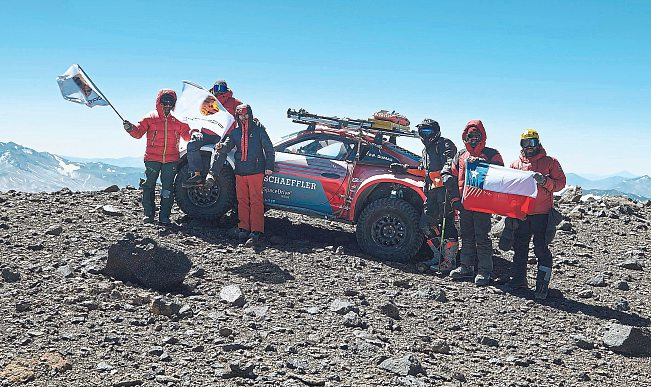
[378, 354, 424, 376]
[602, 324, 651, 356]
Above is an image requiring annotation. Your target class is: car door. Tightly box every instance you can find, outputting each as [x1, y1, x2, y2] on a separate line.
[264, 133, 356, 216]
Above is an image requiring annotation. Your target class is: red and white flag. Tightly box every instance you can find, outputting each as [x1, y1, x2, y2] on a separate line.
[462, 162, 538, 219]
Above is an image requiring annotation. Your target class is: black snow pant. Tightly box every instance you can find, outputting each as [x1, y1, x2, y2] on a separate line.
[512, 213, 553, 278]
[420, 187, 458, 240]
[459, 209, 493, 275]
[187, 133, 220, 175]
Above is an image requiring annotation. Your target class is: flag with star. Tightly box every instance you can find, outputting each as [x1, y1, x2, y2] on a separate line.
[462, 162, 538, 219]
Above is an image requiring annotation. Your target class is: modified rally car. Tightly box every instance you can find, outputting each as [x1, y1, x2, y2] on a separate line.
[174, 108, 427, 262]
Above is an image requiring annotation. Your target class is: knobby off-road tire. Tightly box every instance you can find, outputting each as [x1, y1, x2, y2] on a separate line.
[356, 197, 424, 262]
[175, 159, 236, 222]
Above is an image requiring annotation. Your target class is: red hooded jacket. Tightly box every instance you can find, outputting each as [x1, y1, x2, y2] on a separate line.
[444, 120, 504, 197]
[201, 89, 243, 136]
[129, 89, 191, 163]
[510, 146, 566, 214]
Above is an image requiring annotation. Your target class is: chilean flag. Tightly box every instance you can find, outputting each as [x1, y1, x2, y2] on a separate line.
[462, 162, 538, 219]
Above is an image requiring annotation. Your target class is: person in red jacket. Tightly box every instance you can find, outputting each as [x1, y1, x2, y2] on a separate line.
[508, 129, 566, 299]
[183, 80, 242, 187]
[123, 90, 191, 225]
[444, 120, 504, 286]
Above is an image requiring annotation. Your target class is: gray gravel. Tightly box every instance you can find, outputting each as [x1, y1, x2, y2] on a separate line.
[0, 188, 650, 386]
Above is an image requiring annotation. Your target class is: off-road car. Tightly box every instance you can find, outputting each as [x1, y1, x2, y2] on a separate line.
[174, 108, 427, 262]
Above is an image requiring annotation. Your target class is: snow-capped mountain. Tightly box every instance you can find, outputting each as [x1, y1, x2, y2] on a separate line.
[566, 173, 651, 201]
[0, 142, 143, 192]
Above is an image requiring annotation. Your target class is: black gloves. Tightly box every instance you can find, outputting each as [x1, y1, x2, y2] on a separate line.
[389, 163, 409, 174]
[451, 200, 464, 212]
[123, 120, 134, 132]
[533, 172, 547, 185]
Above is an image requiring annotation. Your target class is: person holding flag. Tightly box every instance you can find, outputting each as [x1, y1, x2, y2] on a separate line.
[507, 129, 566, 299]
[183, 80, 242, 187]
[444, 120, 504, 286]
[207, 104, 275, 246]
[122, 90, 192, 225]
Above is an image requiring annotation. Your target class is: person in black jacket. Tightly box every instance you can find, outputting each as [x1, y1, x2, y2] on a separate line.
[416, 119, 458, 271]
[206, 104, 275, 246]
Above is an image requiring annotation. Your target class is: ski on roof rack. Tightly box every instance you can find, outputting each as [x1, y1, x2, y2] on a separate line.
[287, 108, 419, 138]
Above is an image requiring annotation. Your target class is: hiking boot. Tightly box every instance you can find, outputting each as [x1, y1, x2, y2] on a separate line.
[204, 174, 216, 189]
[449, 265, 474, 280]
[143, 215, 155, 224]
[534, 266, 552, 300]
[159, 217, 173, 227]
[245, 231, 263, 248]
[228, 227, 249, 242]
[182, 173, 203, 188]
[505, 276, 528, 290]
[474, 272, 491, 286]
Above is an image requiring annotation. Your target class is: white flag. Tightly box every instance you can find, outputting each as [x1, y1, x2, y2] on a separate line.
[56, 64, 109, 107]
[172, 81, 235, 136]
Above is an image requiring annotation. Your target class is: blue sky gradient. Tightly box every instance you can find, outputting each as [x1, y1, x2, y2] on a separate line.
[0, 1, 649, 176]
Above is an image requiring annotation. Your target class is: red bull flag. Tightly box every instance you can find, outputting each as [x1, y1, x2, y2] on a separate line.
[57, 64, 109, 107]
[172, 81, 235, 136]
[462, 162, 538, 219]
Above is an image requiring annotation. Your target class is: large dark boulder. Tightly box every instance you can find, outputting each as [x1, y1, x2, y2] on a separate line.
[104, 234, 192, 291]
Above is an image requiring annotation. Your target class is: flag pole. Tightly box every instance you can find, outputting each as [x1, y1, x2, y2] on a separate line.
[77, 65, 125, 122]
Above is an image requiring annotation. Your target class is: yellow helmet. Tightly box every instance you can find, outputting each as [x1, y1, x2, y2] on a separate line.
[520, 129, 539, 140]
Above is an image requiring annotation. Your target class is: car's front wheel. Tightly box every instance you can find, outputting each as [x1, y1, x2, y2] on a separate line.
[355, 197, 424, 262]
[174, 157, 236, 221]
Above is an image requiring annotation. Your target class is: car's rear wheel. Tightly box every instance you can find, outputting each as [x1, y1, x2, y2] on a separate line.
[355, 197, 423, 262]
[175, 155, 236, 221]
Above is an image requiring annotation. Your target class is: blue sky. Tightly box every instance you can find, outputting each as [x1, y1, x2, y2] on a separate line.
[0, 1, 649, 176]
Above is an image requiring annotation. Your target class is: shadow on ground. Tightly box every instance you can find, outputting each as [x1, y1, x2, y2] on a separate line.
[226, 261, 295, 284]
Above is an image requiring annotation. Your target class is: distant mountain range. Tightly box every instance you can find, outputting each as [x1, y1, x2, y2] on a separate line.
[62, 155, 143, 168]
[566, 173, 651, 201]
[1, 142, 650, 200]
[0, 142, 143, 192]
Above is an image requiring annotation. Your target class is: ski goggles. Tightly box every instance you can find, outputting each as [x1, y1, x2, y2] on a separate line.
[418, 127, 436, 138]
[213, 84, 228, 94]
[520, 138, 540, 148]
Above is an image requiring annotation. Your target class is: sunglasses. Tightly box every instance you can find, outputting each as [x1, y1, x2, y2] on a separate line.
[213, 84, 227, 94]
[520, 138, 539, 148]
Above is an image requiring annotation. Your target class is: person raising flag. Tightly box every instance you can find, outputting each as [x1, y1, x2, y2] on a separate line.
[506, 129, 566, 300]
[122, 90, 192, 225]
[443, 120, 504, 286]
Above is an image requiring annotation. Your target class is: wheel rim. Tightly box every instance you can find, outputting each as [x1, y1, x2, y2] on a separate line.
[371, 214, 406, 248]
[187, 184, 221, 208]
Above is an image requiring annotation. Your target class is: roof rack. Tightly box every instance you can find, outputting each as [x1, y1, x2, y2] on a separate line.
[287, 108, 419, 138]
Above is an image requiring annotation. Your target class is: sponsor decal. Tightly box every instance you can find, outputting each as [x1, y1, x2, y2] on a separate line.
[264, 175, 318, 190]
[263, 187, 292, 200]
[366, 149, 393, 162]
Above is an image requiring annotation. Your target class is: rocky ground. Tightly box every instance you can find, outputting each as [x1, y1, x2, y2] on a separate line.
[1, 186, 650, 386]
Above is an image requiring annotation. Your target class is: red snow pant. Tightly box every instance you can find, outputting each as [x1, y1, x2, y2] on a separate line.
[236, 173, 265, 233]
